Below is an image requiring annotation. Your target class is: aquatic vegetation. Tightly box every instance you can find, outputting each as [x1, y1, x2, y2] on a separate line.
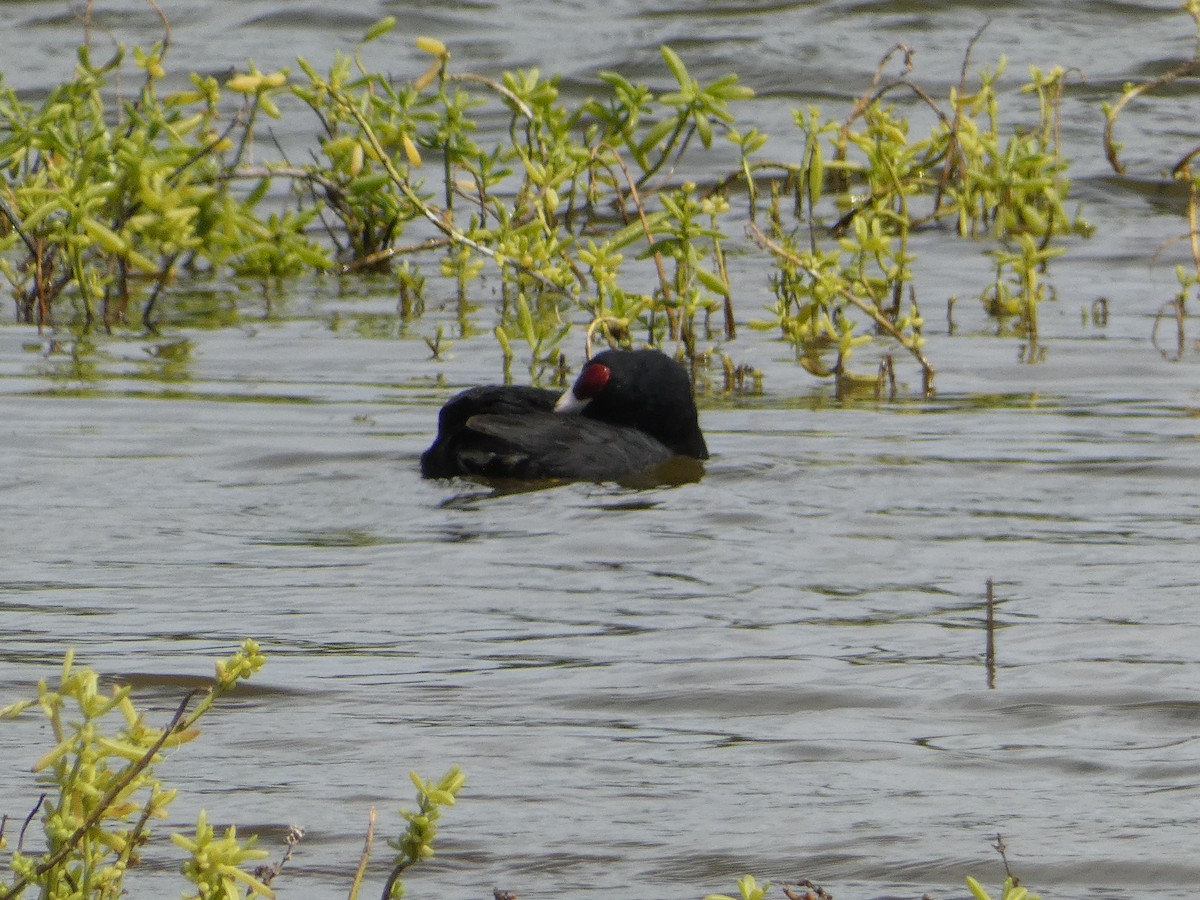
[0, 10, 1091, 392]
[1104, 0, 1200, 361]
[705, 873, 771, 900]
[750, 36, 1089, 386]
[967, 875, 1042, 900]
[704, 873, 1041, 900]
[0, 644, 464, 900]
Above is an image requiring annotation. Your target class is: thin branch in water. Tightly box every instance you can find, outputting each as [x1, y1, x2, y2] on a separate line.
[1104, 58, 1200, 175]
[17, 794, 46, 854]
[993, 832, 1017, 883]
[256, 824, 305, 891]
[0, 192, 40, 258]
[985, 577, 996, 689]
[1151, 296, 1187, 361]
[146, 0, 171, 59]
[875, 353, 896, 401]
[347, 807, 376, 900]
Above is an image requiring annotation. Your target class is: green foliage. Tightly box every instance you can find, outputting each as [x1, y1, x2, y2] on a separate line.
[0, 14, 1097, 390]
[381, 767, 467, 900]
[750, 46, 1089, 387]
[0, 640, 266, 900]
[171, 810, 272, 900]
[0, 44, 330, 331]
[704, 873, 770, 900]
[1, 646, 1048, 900]
[0, 644, 463, 900]
[704, 873, 1041, 900]
[966, 875, 1041, 900]
[1103, 1, 1200, 359]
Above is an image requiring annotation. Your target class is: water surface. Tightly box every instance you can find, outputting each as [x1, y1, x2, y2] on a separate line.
[3, 2, 1200, 899]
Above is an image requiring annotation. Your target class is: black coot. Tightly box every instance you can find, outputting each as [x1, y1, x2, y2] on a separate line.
[420, 348, 708, 481]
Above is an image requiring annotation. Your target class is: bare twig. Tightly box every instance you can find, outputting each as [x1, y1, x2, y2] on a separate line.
[1104, 59, 1200, 175]
[584, 315, 629, 358]
[17, 794, 46, 854]
[993, 832, 1016, 883]
[1173, 157, 1200, 285]
[339, 238, 451, 274]
[932, 21, 990, 215]
[347, 807, 376, 900]
[146, 0, 171, 59]
[256, 824, 305, 892]
[598, 142, 674, 311]
[875, 354, 896, 401]
[1151, 296, 1187, 361]
[447, 72, 534, 121]
[782, 879, 834, 900]
[985, 577, 996, 689]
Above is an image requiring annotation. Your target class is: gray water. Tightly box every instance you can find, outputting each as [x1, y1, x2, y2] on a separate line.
[3, 1, 1200, 898]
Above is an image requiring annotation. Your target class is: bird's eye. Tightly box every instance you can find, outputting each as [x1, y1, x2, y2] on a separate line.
[573, 361, 611, 399]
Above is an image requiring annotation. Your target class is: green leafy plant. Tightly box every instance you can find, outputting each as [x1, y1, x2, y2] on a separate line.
[0, 10, 1096, 391]
[379, 767, 466, 900]
[0, 37, 338, 331]
[0, 640, 267, 899]
[0, 643, 464, 900]
[1104, 0, 1200, 360]
[747, 36, 1090, 390]
[704, 873, 770, 900]
[967, 875, 1041, 900]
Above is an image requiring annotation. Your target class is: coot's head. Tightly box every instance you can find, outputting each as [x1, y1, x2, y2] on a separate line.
[554, 348, 708, 459]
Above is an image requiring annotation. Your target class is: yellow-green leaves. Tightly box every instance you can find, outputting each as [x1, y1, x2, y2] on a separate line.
[363, 16, 397, 45]
[0, 697, 37, 720]
[402, 133, 423, 167]
[174, 810, 274, 900]
[214, 638, 267, 689]
[80, 217, 128, 254]
[1, 644, 270, 900]
[385, 765, 466, 896]
[704, 873, 771, 900]
[416, 36, 448, 58]
[225, 70, 287, 94]
[414, 36, 450, 91]
[966, 875, 1038, 900]
[0, 21, 1085, 387]
[133, 45, 165, 80]
[661, 45, 691, 93]
[226, 65, 288, 118]
[657, 45, 753, 148]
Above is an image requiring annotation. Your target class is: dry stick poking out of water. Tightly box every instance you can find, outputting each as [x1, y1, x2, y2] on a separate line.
[255, 824, 306, 891]
[993, 832, 1017, 883]
[347, 807, 377, 900]
[985, 578, 996, 689]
